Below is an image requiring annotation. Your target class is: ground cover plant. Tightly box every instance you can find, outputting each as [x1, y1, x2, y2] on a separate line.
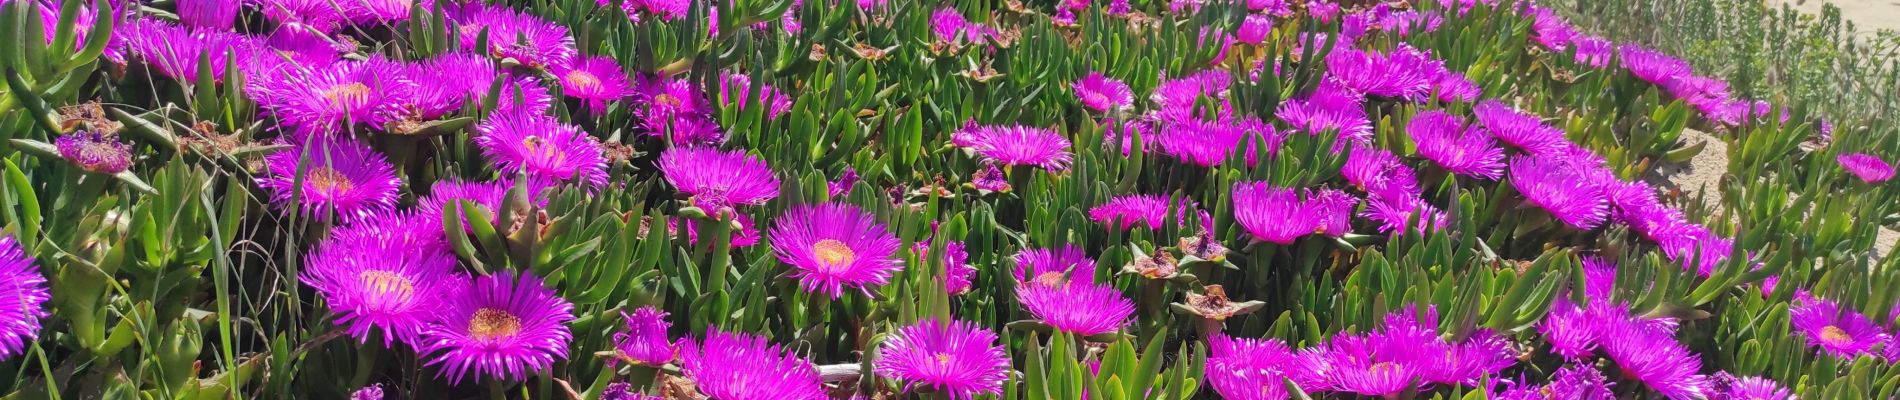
[0, 0, 1895, 398]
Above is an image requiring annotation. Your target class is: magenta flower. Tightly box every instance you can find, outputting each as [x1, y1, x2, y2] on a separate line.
[1838, 152, 1894, 183]
[120, 21, 246, 81]
[680, 330, 827, 400]
[1618, 44, 1694, 86]
[553, 56, 636, 114]
[493, 75, 558, 115]
[1073, 72, 1134, 112]
[769, 203, 903, 298]
[1526, 5, 1577, 50]
[1157, 117, 1246, 167]
[954, 125, 1074, 170]
[1235, 15, 1273, 45]
[254, 60, 406, 132]
[634, 76, 708, 121]
[1497, 364, 1615, 400]
[1475, 100, 1566, 155]
[256, 0, 350, 32]
[1152, 70, 1233, 122]
[614, 306, 676, 366]
[1410, 111, 1505, 179]
[1722, 376, 1792, 400]
[419, 270, 575, 383]
[1016, 278, 1133, 335]
[457, 8, 577, 68]
[931, 8, 989, 45]
[1090, 195, 1192, 231]
[1232, 182, 1341, 245]
[54, 131, 134, 174]
[1600, 318, 1711, 400]
[1569, 35, 1614, 67]
[1013, 246, 1097, 287]
[1342, 144, 1419, 194]
[385, 56, 486, 122]
[341, 0, 426, 23]
[672, 213, 762, 248]
[1277, 81, 1372, 143]
[1656, 225, 1733, 277]
[658, 147, 781, 211]
[624, 0, 689, 21]
[304, 212, 464, 347]
[1207, 335, 1318, 399]
[0, 235, 48, 361]
[1790, 297, 1885, 358]
[717, 73, 795, 119]
[350, 385, 383, 400]
[1509, 155, 1609, 229]
[970, 163, 1011, 192]
[941, 242, 974, 295]
[1324, 45, 1435, 99]
[178, 0, 241, 29]
[1540, 299, 1603, 359]
[473, 110, 609, 187]
[1308, 331, 1428, 395]
[1361, 191, 1447, 234]
[1424, 62, 1482, 103]
[259, 137, 401, 222]
[877, 319, 1011, 399]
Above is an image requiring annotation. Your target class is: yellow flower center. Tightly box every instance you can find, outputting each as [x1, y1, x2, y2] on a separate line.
[521, 135, 566, 163]
[1034, 271, 1067, 287]
[468, 308, 523, 340]
[1820, 325, 1853, 347]
[654, 93, 682, 108]
[323, 82, 373, 109]
[813, 239, 856, 270]
[1369, 361, 1399, 375]
[934, 353, 953, 365]
[358, 270, 415, 303]
[565, 70, 603, 91]
[307, 168, 353, 193]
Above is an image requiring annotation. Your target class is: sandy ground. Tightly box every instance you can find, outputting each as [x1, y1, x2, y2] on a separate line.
[1769, 0, 1900, 34]
[1652, 129, 1899, 258]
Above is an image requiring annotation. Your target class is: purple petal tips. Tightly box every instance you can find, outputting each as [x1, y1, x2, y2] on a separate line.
[769, 203, 904, 298]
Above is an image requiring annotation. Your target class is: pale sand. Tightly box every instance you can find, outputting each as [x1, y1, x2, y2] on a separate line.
[1769, 0, 1900, 34]
[1655, 129, 1899, 258]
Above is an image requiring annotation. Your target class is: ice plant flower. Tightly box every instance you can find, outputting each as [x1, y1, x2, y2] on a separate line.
[0, 236, 48, 360]
[120, 21, 246, 81]
[1012, 246, 1097, 286]
[1235, 15, 1273, 44]
[953, 125, 1074, 170]
[420, 271, 576, 383]
[1324, 45, 1434, 99]
[717, 73, 795, 119]
[1837, 152, 1894, 183]
[1540, 299, 1604, 359]
[54, 131, 134, 174]
[343, 0, 425, 23]
[473, 110, 609, 187]
[386, 55, 494, 122]
[680, 330, 827, 400]
[970, 163, 1011, 192]
[1090, 195, 1189, 230]
[1157, 117, 1247, 167]
[1409, 111, 1505, 179]
[178, 0, 241, 29]
[613, 306, 675, 366]
[1152, 70, 1233, 121]
[876, 319, 1011, 399]
[1508, 155, 1610, 229]
[658, 147, 781, 211]
[1790, 297, 1885, 358]
[1231, 182, 1341, 245]
[1600, 318, 1711, 400]
[625, 0, 689, 21]
[552, 56, 636, 114]
[672, 213, 763, 248]
[457, 8, 578, 68]
[941, 242, 975, 295]
[1617, 44, 1694, 86]
[254, 60, 406, 132]
[1475, 100, 1565, 155]
[1721, 376, 1792, 400]
[769, 203, 904, 298]
[1526, 5, 1577, 50]
[1496, 365, 1615, 400]
[256, 0, 351, 32]
[304, 212, 464, 346]
[258, 137, 401, 222]
[1073, 72, 1134, 112]
[1015, 278, 1134, 335]
[634, 76, 707, 121]
[1205, 335, 1315, 400]
[1277, 81, 1372, 143]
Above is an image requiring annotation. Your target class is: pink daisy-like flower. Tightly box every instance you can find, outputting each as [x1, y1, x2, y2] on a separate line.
[254, 60, 407, 132]
[1617, 44, 1694, 86]
[769, 203, 904, 298]
[1016, 278, 1133, 335]
[876, 319, 1011, 399]
[0, 235, 49, 361]
[1012, 246, 1097, 287]
[552, 56, 637, 114]
[1073, 72, 1134, 112]
[1235, 15, 1273, 45]
[1277, 81, 1372, 143]
[680, 330, 827, 400]
[1090, 195, 1192, 231]
[941, 242, 974, 295]
[1570, 35, 1614, 68]
[635, 76, 707, 122]
[1324, 45, 1435, 99]
[954, 125, 1074, 170]
[1526, 5, 1577, 51]
[256, 0, 351, 32]
[472, 110, 610, 187]
[1600, 316, 1710, 399]
[1508, 155, 1609, 229]
[657, 147, 781, 211]
[1790, 297, 1885, 358]
[304, 211, 464, 347]
[419, 270, 576, 383]
[1206, 335, 1318, 400]
[1231, 182, 1338, 245]
[613, 306, 676, 367]
[53, 131, 134, 174]
[1474, 100, 1566, 155]
[1721, 375, 1792, 400]
[457, 8, 577, 68]
[1152, 70, 1233, 122]
[1409, 111, 1505, 179]
[120, 20, 246, 82]
[177, 0, 241, 29]
[1838, 152, 1894, 183]
[258, 137, 401, 222]
[1156, 117, 1247, 167]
